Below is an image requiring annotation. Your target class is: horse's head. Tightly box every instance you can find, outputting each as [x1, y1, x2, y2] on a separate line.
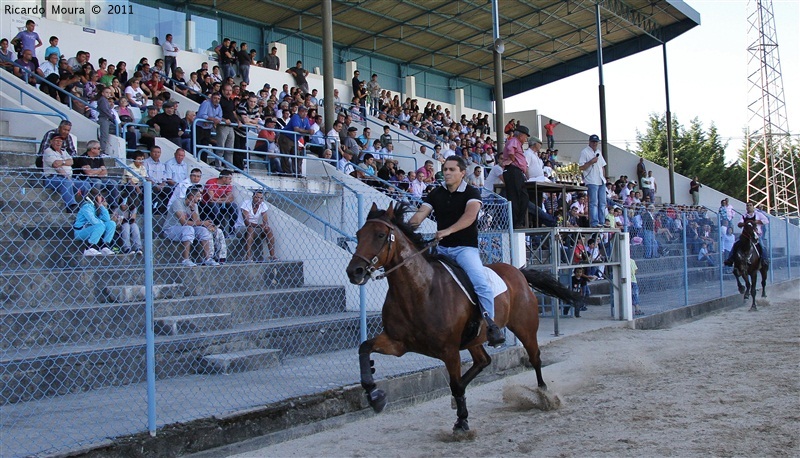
[740, 220, 758, 241]
[346, 202, 399, 285]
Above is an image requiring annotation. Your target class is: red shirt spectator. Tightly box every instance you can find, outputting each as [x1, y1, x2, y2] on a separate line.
[203, 176, 233, 203]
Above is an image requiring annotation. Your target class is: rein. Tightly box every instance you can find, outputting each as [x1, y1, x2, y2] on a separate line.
[354, 218, 438, 281]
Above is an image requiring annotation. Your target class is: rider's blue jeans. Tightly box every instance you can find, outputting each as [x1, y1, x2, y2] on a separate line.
[438, 245, 495, 319]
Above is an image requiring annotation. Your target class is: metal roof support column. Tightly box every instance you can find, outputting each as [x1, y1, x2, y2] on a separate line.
[322, 0, 335, 133]
[595, 3, 609, 173]
[663, 42, 675, 204]
[492, 0, 505, 152]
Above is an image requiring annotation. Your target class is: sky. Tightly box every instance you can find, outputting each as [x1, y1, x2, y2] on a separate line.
[505, 0, 800, 164]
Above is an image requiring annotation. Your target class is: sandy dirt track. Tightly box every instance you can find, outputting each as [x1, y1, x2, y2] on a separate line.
[231, 286, 799, 457]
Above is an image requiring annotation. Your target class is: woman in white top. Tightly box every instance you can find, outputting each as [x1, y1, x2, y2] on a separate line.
[124, 78, 147, 110]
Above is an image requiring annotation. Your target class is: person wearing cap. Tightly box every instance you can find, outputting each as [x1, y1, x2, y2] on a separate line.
[146, 100, 183, 146]
[343, 125, 361, 164]
[278, 105, 313, 175]
[137, 105, 159, 149]
[254, 117, 282, 174]
[579, 134, 607, 228]
[501, 124, 530, 228]
[409, 155, 506, 347]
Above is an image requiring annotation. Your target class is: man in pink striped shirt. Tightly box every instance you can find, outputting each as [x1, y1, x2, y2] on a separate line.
[501, 125, 530, 228]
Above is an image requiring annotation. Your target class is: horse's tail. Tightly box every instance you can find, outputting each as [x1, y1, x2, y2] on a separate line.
[520, 267, 580, 305]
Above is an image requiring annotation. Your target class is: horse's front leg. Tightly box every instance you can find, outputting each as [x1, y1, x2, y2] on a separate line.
[761, 268, 768, 298]
[733, 269, 745, 294]
[359, 333, 406, 413]
[440, 353, 471, 433]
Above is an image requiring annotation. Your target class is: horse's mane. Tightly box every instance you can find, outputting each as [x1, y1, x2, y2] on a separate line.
[367, 202, 432, 255]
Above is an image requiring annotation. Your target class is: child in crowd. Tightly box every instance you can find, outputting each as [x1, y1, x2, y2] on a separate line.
[698, 242, 715, 266]
[630, 258, 643, 315]
[567, 267, 596, 318]
[112, 198, 143, 255]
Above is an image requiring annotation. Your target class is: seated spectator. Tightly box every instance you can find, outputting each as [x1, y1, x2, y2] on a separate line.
[377, 159, 397, 184]
[201, 170, 237, 237]
[144, 145, 171, 213]
[122, 151, 147, 212]
[467, 165, 484, 188]
[124, 78, 148, 112]
[162, 185, 220, 267]
[697, 242, 715, 266]
[13, 49, 38, 86]
[112, 198, 142, 255]
[361, 153, 377, 177]
[43, 135, 93, 212]
[0, 38, 15, 70]
[409, 171, 426, 197]
[253, 118, 282, 173]
[416, 160, 435, 184]
[180, 110, 196, 153]
[700, 224, 717, 253]
[74, 188, 116, 256]
[337, 148, 355, 176]
[74, 140, 120, 208]
[236, 190, 278, 262]
[38, 51, 61, 99]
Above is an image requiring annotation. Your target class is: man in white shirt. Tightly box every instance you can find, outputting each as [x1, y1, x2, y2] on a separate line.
[162, 34, 179, 79]
[144, 145, 171, 213]
[164, 148, 189, 188]
[524, 138, 547, 182]
[235, 189, 277, 262]
[578, 134, 607, 227]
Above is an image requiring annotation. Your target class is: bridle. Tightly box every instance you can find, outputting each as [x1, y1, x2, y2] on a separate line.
[352, 218, 437, 281]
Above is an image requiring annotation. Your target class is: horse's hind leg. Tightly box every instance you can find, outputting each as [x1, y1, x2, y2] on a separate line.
[358, 334, 406, 413]
[506, 300, 547, 390]
[761, 268, 768, 298]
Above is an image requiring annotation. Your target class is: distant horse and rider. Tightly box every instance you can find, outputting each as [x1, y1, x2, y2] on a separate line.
[346, 202, 577, 433]
[724, 202, 769, 311]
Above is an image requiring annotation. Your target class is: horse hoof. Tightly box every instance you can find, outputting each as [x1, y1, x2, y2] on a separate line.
[453, 418, 470, 433]
[368, 389, 387, 413]
[750, 306, 758, 311]
[738, 286, 746, 294]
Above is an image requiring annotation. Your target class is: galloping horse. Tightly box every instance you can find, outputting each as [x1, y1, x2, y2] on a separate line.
[346, 202, 577, 433]
[732, 220, 767, 310]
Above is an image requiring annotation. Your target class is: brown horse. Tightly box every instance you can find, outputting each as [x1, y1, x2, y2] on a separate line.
[346, 202, 577, 433]
[732, 220, 768, 310]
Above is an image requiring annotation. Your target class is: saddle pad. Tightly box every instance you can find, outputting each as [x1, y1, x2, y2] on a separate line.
[438, 261, 508, 306]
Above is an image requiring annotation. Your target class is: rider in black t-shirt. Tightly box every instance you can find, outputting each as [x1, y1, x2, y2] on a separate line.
[409, 156, 505, 346]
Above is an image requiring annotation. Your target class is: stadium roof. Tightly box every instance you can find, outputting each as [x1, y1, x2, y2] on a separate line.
[183, 0, 700, 98]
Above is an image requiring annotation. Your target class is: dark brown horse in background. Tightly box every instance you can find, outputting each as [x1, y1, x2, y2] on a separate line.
[346, 203, 577, 433]
[732, 220, 768, 311]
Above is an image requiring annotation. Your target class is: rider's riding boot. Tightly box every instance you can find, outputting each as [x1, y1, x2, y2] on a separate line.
[723, 253, 734, 267]
[484, 315, 505, 347]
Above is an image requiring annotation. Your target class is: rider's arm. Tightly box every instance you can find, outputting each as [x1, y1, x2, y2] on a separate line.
[408, 204, 432, 229]
[437, 200, 481, 240]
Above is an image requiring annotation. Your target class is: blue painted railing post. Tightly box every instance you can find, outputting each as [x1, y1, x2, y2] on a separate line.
[766, 223, 774, 284]
[787, 218, 792, 279]
[507, 201, 515, 265]
[682, 212, 689, 306]
[143, 181, 157, 436]
[718, 212, 724, 297]
[357, 193, 367, 343]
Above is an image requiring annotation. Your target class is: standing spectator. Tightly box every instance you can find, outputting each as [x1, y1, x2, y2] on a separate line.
[74, 188, 116, 256]
[719, 198, 734, 227]
[578, 134, 607, 228]
[351, 70, 361, 96]
[162, 185, 220, 267]
[11, 20, 42, 67]
[112, 198, 143, 255]
[43, 36, 60, 63]
[286, 60, 309, 95]
[501, 124, 530, 228]
[689, 176, 701, 205]
[237, 42, 251, 84]
[366, 73, 381, 114]
[74, 140, 120, 208]
[636, 157, 647, 189]
[236, 190, 278, 262]
[196, 92, 223, 160]
[144, 146, 171, 213]
[216, 84, 239, 167]
[720, 225, 735, 272]
[278, 105, 313, 175]
[543, 119, 560, 150]
[43, 136, 92, 212]
[641, 169, 655, 203]
[265, 46, 280, 71]
[630, 258, 643, 315]
[642, 204, 659, 259]
[161, 33, 179, 79]
[96, 86, 117, 155]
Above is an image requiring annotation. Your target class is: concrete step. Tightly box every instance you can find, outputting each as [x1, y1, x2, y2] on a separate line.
[0, 141, 37, 159]
[1, 285, 346, 350]
[1, 311, 381, 405]
[104, 283, 185, 303]
[2, 260, 306, 309]
[585, 293, 611, 305]
[198, 348, 281, 375]
[154, 313, 233, 336]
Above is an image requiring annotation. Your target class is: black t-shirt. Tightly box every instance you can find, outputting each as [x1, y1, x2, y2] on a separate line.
[423, 182, 482, 248]
[237, 49, 250, 65]
[73, 154, 105, 176]
[219, 96, 237, 123]
[147, 113, 183, 138]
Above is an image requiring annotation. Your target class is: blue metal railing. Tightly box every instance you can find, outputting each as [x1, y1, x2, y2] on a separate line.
[7, 60, 91, 113]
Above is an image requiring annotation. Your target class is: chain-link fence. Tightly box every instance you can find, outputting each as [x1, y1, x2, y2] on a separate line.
[0, 147, 516, 457]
